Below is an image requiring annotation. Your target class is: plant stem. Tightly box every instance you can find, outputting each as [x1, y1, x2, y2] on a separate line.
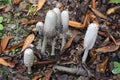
[82, 49, 89, 64]
[27, 66, 31, 74]
[51, 38, 56, 55]
[61, 33, 66, 50]
[41, 36, 47, 55]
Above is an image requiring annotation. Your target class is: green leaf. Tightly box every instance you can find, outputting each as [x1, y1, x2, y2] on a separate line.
[0, 16, 3, 23]
[109, 0, 120, 4]
[0, 24, 4, 30]
[112, 61, 120, 74]
[6, 0, 12, 4]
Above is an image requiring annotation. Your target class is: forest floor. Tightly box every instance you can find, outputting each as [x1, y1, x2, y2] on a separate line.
[0, 0, 120, 80]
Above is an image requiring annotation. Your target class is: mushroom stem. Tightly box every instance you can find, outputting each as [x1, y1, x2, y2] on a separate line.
[61, 33, 66, 50]
[82, 49, 89, 64]
[51, 38, 56, 55]
[27, 66, 32, 74]
[41, 36, 47, 55]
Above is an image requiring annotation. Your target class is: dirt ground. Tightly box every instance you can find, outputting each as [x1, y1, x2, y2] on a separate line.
[0, 0, 120, 80]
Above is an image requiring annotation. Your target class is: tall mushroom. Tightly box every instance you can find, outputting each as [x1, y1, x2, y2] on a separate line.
[61, 10, 69, 50]
[82, 23, 99, 64]
[41, 10, 57, 55]
[24, 48, 34, 74]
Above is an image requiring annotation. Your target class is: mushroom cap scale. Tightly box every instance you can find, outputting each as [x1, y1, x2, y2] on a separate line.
[44, 10, 57, 38]
[84, 23, 99, 50]
[24, 48, 34, 67]
[61, 10, 69, 33]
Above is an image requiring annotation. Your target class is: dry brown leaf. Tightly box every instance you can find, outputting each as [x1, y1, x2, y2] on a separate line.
[97, 57, 109, 73]
[32, 74, 42, 80]
[109, 34, 117, 45]
[21, 20, 43, 25]
[36, 0, 46, 11]
[92, 0, 96, 9]
[89, 5, 107, 19]
[96, 44, 119, 53]
[21, 34, 35, 52]
[0, 5, 6, 10]
[5, 41, 24, 53]
[1, 35, 11, 53]
[82, 11, 90, 28]
[43, 70, 53, 80]
[63, 33, 77, 50]
[13, 0, 22, 4]
[0, 58, 14, 68]
[69, 21, 82, 28]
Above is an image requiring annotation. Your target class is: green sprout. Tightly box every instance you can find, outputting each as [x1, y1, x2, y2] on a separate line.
[112, 61, 120, 74]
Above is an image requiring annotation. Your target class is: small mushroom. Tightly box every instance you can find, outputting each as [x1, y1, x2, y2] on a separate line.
[36, 21, 44, 36]
[36, 22, 44, 49]
[61, 10, 69, 50]
[41, 10, 57, 55]
[82, 23, 99, 64]
[24, 48, 34, 74]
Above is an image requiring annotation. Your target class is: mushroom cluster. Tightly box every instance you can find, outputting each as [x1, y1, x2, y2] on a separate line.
[36, 8, 69, 56]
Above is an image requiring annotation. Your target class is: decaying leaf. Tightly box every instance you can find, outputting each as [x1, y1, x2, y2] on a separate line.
[13, 0, 22, 4]
[36, 0, 46, 11]
[82, 11, 90, 28]
[0, 58, 15, 68]
[61, 33, 78, 53]
[1, 35, 11, 53]
[96, 44, 119, 53]
[92, 0, 96, 9]
[43, 70, 53, 80]
[5, 41, 24, 53]
[107, 6, 120, 15]
[97, 57, 109, 73]
[32, 74, 42, 80]
[89, 5, 107, 19]
[0, 5, 6, 10]
[69, 21, 82, 28]
[21, 20, 43, 25]
[21, 34, 35, 52]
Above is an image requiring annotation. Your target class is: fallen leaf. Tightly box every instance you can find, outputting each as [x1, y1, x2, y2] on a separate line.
[5, 41, 24, 53]
[97, 57, 109, 73]
[21, 34, 35, 52]
[13, 0, 22, 4]
[43, 70, 53, 80]
[0, 5, 6, 10]
[61, 33, 78, 54]
[109, 34, 117, 45]
[107, 6, 120, 15]
[96, 44, 119, 53]
[32, 74, 42, 80]
[92, 0, 96, 9]
[0, 58, 14, 68]
[82, 11, 90, 28]
[89, 5, 107, 19]
[69, 21, 82, 28]
[1, 35, 11, 53]
[21, 20, 43, 25]
[36, 0, 46, 11]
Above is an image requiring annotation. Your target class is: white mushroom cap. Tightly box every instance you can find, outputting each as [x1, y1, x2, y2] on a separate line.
[61, 10, 69, 33]
[84, 23, 99, 50]
[24, 48, 34, 67]
[36, 22, 44, 35]
[53, 8, 61, 26]
[44, 10, 57, 38]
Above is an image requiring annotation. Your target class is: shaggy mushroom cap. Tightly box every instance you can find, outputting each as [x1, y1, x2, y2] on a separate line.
[61, 10, 69, 33]
[43, 10, 57, 38]
[24, 48, 34, 67]
[84, 23, 99, 50]
[36, 22, 44, 35]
